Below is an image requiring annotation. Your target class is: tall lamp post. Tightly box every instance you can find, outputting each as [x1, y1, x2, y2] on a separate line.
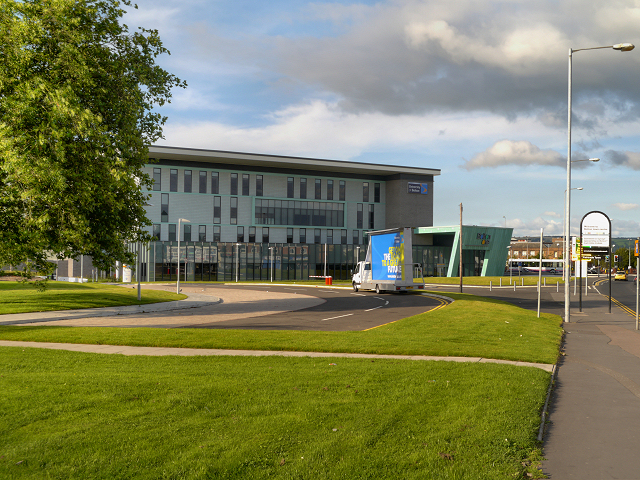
[176, 218, 190, 294]
[269, 246, 274, 282]
[565, 43, 634, 323]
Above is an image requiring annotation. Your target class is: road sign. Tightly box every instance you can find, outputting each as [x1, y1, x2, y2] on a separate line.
[635, 240, 639, 257]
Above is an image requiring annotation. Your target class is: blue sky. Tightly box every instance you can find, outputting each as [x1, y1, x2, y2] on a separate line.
[125, 0, 640, 238]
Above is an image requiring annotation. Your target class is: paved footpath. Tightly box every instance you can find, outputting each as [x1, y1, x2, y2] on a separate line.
[426, 280, 640, 479]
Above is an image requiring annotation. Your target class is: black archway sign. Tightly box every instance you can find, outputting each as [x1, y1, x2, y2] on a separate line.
[580, 211, 612, 313]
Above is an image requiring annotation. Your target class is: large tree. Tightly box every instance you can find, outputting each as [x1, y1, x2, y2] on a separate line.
[0, 0, 185, 276]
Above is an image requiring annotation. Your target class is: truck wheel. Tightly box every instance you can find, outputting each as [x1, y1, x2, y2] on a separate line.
[352, 282, 359, 292]
[375, 284, 380, 294]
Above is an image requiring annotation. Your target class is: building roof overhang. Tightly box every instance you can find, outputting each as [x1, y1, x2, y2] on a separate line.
[148, 145, 441, 178]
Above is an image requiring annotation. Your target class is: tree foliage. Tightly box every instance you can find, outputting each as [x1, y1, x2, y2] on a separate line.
[0, 0, 185, 275]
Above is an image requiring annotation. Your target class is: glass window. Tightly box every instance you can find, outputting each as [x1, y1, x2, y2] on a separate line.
[299, 228, 306, 244]
[287, 177, 294, 198]
[374, 183, 380, 203]
[161, 193, 169, 222]
[183, 224, 191, 241]
[237, 226, 244, 243]
[230, 197, 238, 225]
[315, 179, 321, 199]
[230, 173, 238, 195]
[353, 230, 359, 245]
[262, 227, 269, 243]
[199, 225, 206, 242]
[170, 169, 177, 192]
[168, 224, 176, 241]
[287, 228, 293, 244]
[242, 174, 250, 196]
[300, 178, 307, 199]
[213, 197, 221, 224]
[357, 203, 363, 229]
[363, 182, 369, 202]
[339, 180, 345, 201]
[368, 204, 374, 229]
[314, 228, 321, 244]
[184, 170, 192, 193]
[153, 168, 161, 191]
[211, 172, 219, 194]
[341, 229, 347, 245]
[213, 226, 221, 242]
[199, 171, 207, 193]
[327, 229, 333, 244]
[249, 226, 256, 243]
[256, 175, 263, 197]
[152, 224, 161, 241]
[327, 180, 333, 200]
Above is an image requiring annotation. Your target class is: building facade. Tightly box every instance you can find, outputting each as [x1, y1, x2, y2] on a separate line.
[140, 146, 441, 282]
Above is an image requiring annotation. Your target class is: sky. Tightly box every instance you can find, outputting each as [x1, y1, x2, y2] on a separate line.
[124, 0, 640, 238]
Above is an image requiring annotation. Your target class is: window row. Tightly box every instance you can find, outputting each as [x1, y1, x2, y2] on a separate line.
[152, 225, 365, 245]
[153, 168, 381, 203]
[161, 195, 373, 229]
[153, 168, 262, 196]
[255, 199, 344, 227]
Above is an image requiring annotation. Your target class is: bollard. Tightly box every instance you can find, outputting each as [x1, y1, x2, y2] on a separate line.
[514, 282, 516, 291]
[557, 281, 559, 293]
[544, 277, 546, 287]
[500, 278, 502, 287]
[521, 278, 524, 286]
[490, 280, 492, 291]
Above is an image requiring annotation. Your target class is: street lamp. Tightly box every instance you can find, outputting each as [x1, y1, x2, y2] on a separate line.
[503, 216, 506, 228]
[176, 218, 190, 294]
[269, 246, 274, 282]
[235, 243, 242, 283]
[565, 43, 634, 323]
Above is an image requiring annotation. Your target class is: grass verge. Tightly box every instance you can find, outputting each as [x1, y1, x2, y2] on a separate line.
[0, 347, 548, 479]
[0, 282, 186, 314]
[0, 292, 563, 364]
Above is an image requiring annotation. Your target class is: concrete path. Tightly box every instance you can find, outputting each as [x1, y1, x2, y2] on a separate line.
[0, 284, 325, 328]
[0, 339, 553, 371]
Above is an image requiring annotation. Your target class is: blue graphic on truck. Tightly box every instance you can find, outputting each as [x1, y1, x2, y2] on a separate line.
[371, 231, 405, 281]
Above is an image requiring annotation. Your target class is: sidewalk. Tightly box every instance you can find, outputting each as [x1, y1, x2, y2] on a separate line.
[0, 292, 221, 326]
[539, 284, 640, 479]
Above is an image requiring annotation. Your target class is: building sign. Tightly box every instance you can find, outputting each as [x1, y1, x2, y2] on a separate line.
[407, 182, 429, 194]
[476, 233, 491, 245]
[581, 211, 610, 247]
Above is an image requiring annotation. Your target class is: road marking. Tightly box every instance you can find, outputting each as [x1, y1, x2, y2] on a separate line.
[374, 297, 385, 301]
[365, 306, 383, 312]
[350, 293, 366, 296]
[385, 301, 389, 305]
[321, 313, 354, 321]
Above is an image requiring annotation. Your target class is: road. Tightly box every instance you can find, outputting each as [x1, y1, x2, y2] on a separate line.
[183, 284, 445, 331]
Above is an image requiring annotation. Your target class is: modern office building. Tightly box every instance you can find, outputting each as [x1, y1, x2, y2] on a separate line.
[49, 146, 512, 281]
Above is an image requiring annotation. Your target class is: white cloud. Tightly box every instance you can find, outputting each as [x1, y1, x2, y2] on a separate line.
[462, 140, 564, 170]
[544, 211, 562, 218]
[612, 203, 639, 211]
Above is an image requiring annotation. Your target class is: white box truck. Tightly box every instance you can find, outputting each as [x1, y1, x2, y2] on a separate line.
[351, 227, 425, 293]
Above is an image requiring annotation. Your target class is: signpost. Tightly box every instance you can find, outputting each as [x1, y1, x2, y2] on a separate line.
[580, 211, 611, 313]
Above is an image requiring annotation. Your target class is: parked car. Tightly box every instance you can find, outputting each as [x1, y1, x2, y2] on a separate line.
[614, 270, 628, 281]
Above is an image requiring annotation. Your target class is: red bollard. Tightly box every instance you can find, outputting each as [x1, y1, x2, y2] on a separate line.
[325, 276, 332, 285]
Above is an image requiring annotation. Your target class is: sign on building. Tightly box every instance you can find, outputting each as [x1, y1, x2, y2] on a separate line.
[407, 182, 429, 194]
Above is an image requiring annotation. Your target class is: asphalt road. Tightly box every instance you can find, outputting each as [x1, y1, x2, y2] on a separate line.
[182, 284, 445, 331]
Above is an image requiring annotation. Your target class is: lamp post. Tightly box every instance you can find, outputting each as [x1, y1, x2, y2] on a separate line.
[235, 243, 242, 282]
[269, 246, 274, 282]
[565, 43, 634, 323]
[176, 218, 190, 294]
[503, 216, 506, 228]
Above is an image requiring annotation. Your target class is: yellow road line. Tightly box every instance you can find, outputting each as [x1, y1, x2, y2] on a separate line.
[363, 297, 449, 331]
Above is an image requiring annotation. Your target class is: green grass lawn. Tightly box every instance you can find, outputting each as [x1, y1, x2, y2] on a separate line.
[0, 282, 186, 314]
[0, 292, 563, 364]
[0, 347, 549, 479]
